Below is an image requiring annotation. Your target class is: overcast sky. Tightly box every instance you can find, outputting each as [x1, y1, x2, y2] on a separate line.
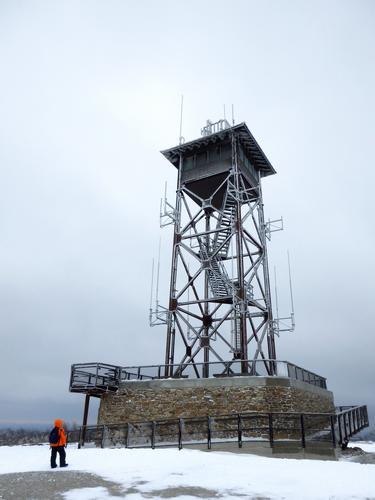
[0, 0, 374, 428]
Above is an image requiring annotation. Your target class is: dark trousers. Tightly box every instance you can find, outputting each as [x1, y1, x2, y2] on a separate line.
[50, 446, 66, 468]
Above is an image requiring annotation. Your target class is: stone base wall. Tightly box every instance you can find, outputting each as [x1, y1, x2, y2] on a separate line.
[98, 376, 335, 425]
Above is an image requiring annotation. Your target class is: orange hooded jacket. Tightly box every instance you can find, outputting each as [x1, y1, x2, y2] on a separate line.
[51, 419, 67, 447]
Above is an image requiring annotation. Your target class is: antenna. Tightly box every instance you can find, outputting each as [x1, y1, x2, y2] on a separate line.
[223, 104, 226, 121]
[272, 253, 296, 335]
[150, 258, 155, 311]
[179, 95, 184, 144]
[149, 236, 168, 327]
[287, 250, 295, 324]
[231, 104, 235, 126]
[164, 181, 167, 203]
[156, 236, 162, 309]
[274, 266, 280, 321]
[160, 181, 176, 227]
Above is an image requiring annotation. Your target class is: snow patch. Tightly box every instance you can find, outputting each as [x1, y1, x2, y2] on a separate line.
[63, 487, 116, 500]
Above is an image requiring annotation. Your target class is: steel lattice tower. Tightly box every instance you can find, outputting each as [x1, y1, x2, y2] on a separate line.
[156, 120, 278, 377]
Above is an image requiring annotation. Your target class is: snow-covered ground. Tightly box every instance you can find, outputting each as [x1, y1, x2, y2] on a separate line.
[0, 443, 375, 499]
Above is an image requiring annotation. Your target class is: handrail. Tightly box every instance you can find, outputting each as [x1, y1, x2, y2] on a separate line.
[335, 405, 369, 448]
[68, 405, 368, 450]
[69, 359, 327, 395]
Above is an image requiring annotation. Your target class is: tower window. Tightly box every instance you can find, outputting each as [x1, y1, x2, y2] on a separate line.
[184, 155, 195, 171]
[196, 151, 208, 167]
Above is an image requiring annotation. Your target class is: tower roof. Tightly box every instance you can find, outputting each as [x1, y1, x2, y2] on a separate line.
[161, 122, 276, 177]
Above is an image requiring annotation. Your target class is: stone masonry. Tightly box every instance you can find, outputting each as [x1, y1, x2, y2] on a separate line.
[98, 376, 335, 425]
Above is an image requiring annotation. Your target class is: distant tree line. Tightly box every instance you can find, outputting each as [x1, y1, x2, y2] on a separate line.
[1, 424, 373, 447]
[0, 424, 79, 446]
[0, 428, 49, 446]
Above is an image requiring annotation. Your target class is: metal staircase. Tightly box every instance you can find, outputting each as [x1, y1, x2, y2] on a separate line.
[213, 195, 236, 259]
[203, 194, 238, 299]
[207, 257, 233, 298]
[231, 303, 241, 353]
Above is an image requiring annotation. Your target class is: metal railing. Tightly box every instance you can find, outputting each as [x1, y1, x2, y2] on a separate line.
[68, 406, 368, 451]
[69, 362, 120, 396]
[335, 405, 369, 448]
[69, 359, 327, 395]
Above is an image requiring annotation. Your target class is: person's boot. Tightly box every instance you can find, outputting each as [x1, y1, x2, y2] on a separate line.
[60, 464, 68, 467]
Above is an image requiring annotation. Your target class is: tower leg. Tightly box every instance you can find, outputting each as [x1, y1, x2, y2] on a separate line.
[165, 156, 183, 377]
[79, 394, 90, 448]
[258, 179, 276, 363]
[232, 137, 248, 372]
[203, 212, 210, 378]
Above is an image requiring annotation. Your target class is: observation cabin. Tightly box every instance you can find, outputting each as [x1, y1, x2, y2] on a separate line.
[161, 120, 276, 209]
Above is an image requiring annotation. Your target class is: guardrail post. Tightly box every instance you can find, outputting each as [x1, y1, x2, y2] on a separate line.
[348, 411, 353, 436]
[268, 360, 274, 376]
[352, 409, 356, 432]
[237, 414, 242, 448]
[207, 417, 212, 450]
[101, 425, 106, 448]
[115, 367, 121, 386]
[77, 427, 82, 449]
[330, 415, 336, 448]
[178, 419, 182, 450]
[355, 408, 361, 430]
[300, 414, 306, 448]
[338, 414, 343, 446]
[343, 413, 349, 442]
[125, 423, 130, 448]
[151, 421, 156, 449]
[268, 413, 274, 448]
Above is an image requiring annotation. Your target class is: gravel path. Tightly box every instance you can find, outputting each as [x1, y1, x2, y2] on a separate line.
[0, 471, 125, 499]
[0, 470, 247, 499]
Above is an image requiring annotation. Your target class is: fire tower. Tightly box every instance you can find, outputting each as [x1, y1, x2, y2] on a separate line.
[69, 117, 368, 451]
[155, 120, 278, 377]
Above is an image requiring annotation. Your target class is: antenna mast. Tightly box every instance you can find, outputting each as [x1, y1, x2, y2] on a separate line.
[179, 95, 184, 144]
[287, 250, 295, 329]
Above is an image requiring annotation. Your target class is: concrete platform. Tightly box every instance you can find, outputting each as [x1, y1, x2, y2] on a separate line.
[98, 375, 335, 425]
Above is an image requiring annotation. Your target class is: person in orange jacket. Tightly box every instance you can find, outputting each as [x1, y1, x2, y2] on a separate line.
[49, 419, 68, 469]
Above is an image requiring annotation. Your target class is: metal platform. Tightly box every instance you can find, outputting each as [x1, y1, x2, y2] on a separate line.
[69, 359, 327, 396]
